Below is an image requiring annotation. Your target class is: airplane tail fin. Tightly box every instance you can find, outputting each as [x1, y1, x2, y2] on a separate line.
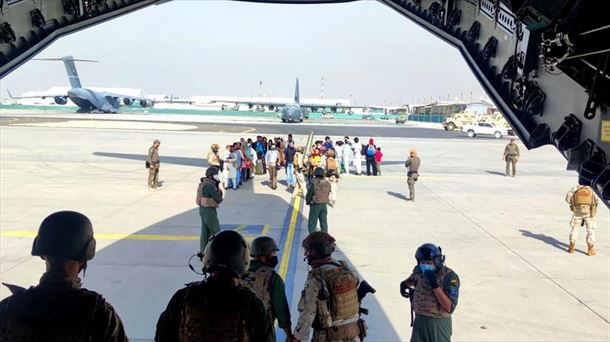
[34, 56, 97, 89]
[294, 78, 300, 104]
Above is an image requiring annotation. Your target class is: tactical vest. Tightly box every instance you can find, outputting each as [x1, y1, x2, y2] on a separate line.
[199, 178, 219, 208]
[572, 186, 594, 206]
[319, 261, 359, 321]
[179, 281, 250, 342]
[312, 178, 331, 204]
[2, 285, 103, 341]
[240, 266, 276, 322]
[412, 266, 454, 318]
[208, 151, 220, 167]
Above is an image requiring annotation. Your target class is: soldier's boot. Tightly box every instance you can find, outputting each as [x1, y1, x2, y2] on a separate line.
[568, 242, 575, 254]
[588, 244, 596, 256]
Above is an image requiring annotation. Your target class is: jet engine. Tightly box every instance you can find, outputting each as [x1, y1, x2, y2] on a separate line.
[53, 96, 67, 105]
[140, 99, 154, 107]
[123, 98, 134, 106]
[269, 105, 275, 111]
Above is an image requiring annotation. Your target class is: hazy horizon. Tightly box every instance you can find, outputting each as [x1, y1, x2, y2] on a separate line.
[0, 0, 487, 106]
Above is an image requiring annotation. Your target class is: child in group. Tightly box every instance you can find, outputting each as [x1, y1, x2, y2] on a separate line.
[375, 147, 383, 176]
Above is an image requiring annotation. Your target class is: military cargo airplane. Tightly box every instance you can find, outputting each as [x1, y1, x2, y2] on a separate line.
[7, 56, 154, 113]
[228, 78, 359, 123]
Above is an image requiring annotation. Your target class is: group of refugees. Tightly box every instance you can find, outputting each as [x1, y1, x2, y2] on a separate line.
[310, 136, 383, 177]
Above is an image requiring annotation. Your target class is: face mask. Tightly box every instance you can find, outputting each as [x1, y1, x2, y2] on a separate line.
[212, 175, 219, 181]
[267, 255, 279, 268]
[419, 263, 435, 273]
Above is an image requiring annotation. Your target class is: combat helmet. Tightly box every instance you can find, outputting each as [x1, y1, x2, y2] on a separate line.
[31, 211, 96, 262]
[250, 236, 279, 257]
[302, 232, 336, 262]
[203, 230, 250, 277]
[205, 167, 219, 177]
[313, 167, 325, 178]
[415, 243, 445, 269]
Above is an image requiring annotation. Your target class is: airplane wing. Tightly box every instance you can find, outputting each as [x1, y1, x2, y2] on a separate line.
[99, 91, 154, 105]
[6, 89, 67, 99]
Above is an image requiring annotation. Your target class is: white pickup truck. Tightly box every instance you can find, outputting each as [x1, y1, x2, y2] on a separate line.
[461, 122, 509, 139]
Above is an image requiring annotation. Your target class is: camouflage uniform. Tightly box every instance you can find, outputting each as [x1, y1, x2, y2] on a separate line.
[148, 144, 161, 188]
[241, 260, 292, 333]
[155, 275, 275, 342]
[405, 266, 459, 342]
[196, 178, 223, 253]
[565, 185, 598, 252]
[207, 150, 221, 170]
[306, 178, 331, 233]
[294, 260, 362, 342]
[0, 272, 128, 341]
[503, 142, 520, 176]
[405, 156, 421, 201]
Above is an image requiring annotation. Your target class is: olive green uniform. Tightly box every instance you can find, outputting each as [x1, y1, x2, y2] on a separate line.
[0, 272, 128, 341]
[405, 156, 421, 200]
[307, 178, 331, 233]
[155, 275, 275, 342]
[405, 266, 459, 342]
[242, 260, 292, 332]
[294, 260, 362, 342]
[148, 145, 160, 188]
[196, 178, 223, 253]
[503, 143, 520, 176]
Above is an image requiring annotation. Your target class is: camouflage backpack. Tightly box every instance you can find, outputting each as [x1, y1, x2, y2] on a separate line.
[320, 261, 359, 321]
[241, 266, 276, 321]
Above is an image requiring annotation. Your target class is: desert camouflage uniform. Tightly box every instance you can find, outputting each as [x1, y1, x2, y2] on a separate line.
[565, 185, 598, 245]
[294, 261, 361, 342]
[148, 144, 160, 188]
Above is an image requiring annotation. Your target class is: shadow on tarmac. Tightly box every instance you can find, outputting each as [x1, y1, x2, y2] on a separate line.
[518, 229, 588, 255]
[387, 191, 409, 201]
[85, 153, 401, 340]
[94, 152, 209, 168]
[485, 170, 507, 177]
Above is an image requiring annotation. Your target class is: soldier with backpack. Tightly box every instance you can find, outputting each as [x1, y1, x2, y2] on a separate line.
[565, 185, 599, 255]
[242, 236, 293, 340]
[293, 232, 366, 342]
[364, 139, 377, 176]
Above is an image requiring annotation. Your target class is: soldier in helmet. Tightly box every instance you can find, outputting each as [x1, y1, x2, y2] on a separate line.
[293, 232, 365, 342]
[306, 167, 331, 233]
[147, 139, 161, 189]
[196, 167, 224, 254]
[400, 244, 460, 342]
[565, 185, 599, 255]
[242, 236, 293, 340]
[207, 143, 222, 172]
[155, 230, 274, 341]
[0, 211, 128, 341]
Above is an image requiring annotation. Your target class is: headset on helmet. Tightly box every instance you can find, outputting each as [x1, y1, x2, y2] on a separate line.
[202, 230, 250, 277]
[31, 211, 96, 262]
[415, 243, 445, 269]
[302, 232, 336, 261]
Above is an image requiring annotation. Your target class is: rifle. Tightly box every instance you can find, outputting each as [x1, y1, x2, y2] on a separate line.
[400, 280, 415, 327]
[357, 280, 376, 315]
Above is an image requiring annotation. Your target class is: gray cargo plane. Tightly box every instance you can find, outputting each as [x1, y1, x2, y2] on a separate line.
[231, 78, 358, 123]
[7, 56, 153, 113]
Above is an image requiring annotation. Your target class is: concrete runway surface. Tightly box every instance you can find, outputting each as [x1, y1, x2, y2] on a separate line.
[1, 113, 608, 341]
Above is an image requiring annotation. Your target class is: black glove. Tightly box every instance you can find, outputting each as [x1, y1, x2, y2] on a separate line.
[423, 270, 438, 289]
[400, 280, 410, 298]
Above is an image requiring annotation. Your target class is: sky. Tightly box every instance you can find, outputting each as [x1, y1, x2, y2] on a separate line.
[0, 0, 486, 106]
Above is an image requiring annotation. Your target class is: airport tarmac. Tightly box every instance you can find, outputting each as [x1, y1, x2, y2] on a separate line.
[0, 119, 608, 341]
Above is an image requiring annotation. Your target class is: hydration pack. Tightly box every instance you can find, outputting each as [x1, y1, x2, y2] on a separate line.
[573, 187, 593, 206]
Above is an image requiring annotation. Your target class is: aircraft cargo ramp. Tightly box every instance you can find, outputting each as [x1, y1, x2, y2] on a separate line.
[0, 0, 608, 207]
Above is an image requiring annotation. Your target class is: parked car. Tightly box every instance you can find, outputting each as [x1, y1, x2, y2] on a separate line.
[395, 114, 407, 124]
[461, 122, 509, 138]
